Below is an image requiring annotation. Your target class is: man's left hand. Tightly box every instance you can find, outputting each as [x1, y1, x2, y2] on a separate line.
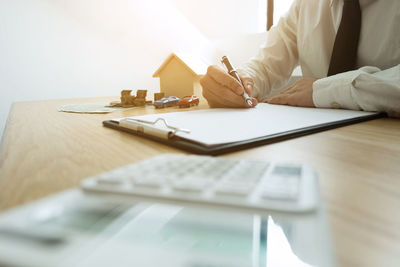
[265, 78, 317, 107]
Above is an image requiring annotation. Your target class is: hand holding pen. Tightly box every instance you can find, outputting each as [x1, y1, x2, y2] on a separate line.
[200, 56, 258, 108]
[220, 56, 253, 107]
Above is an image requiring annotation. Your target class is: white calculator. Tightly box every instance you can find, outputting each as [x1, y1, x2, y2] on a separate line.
[81, 154, 319, 212]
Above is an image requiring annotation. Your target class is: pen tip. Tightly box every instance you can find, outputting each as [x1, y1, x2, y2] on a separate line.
[246, 99, 253, 106]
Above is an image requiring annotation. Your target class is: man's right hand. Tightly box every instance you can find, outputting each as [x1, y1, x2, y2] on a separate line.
[200, 65, 258, 108]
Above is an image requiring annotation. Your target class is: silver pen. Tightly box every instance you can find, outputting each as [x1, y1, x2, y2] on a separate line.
[221, 56, 253, 107]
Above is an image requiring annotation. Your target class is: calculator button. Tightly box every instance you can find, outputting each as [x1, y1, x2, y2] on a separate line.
[132, 177, 163, 188]
[172, 178, 210, 192]
[97, 174, 125, 185]
[225, 175, 259, 185]
[272, 165, 302, 177]
[215, 184, 253, 196]
[219, 180, 254, 189]
[172, 184, 204, 193]
[261, 189, 298, 200]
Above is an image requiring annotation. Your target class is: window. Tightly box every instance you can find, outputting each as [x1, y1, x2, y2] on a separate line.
[265, 0, 295, 30]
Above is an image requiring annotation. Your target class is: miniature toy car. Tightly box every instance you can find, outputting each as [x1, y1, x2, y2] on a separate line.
[153, 96, 180, 108]
[178, 95, 200, 108]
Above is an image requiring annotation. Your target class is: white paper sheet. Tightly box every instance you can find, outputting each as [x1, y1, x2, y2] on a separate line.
[113, 104, 377, 146]
[58, 103, 125, 114]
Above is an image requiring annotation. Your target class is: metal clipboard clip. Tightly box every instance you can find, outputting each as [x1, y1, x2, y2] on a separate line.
[119, 118, 191, 140]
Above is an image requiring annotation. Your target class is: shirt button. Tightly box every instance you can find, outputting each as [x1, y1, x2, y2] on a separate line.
[330, 102, 341, 109]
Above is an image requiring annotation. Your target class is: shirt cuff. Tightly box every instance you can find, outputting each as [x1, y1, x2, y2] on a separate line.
[312, 71, 360, 110]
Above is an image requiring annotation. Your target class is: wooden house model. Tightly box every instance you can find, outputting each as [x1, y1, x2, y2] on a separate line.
[152, 53, 209, 99]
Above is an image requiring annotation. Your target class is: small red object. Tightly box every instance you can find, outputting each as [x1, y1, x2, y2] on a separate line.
[178, 95, 199, 108]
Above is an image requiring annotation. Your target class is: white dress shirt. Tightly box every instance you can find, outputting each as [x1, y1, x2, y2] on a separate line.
[242, 0, 400, 117]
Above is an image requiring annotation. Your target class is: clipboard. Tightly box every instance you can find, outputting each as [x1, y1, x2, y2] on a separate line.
[103, 104, 385, 156]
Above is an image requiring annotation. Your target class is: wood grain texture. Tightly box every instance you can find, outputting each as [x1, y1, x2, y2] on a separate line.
[0, 97, 399, 267]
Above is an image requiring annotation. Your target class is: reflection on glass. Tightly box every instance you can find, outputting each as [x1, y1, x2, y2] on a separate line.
[266, 216, 314, 267]
[26, 201, 318, 266]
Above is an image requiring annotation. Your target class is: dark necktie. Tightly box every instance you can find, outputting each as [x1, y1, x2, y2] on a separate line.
[327, 0, 362, 76]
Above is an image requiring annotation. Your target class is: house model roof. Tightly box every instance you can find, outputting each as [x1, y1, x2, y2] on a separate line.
[152, 53, 209, 78]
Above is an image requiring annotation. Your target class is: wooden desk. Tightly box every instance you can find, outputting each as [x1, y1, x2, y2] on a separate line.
[1, 97, 399, 267]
